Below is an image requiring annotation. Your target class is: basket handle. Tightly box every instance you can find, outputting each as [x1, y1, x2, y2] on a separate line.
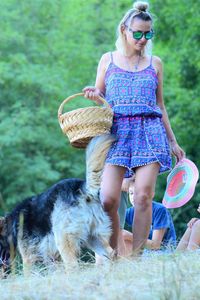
[58, 92, 111, 118]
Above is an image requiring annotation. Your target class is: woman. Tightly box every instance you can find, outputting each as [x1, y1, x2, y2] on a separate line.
[177, 204, 200, 251]
[83, 1, 185, 255]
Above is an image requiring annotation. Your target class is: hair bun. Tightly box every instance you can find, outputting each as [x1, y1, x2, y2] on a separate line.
[133, 1, 149, 12]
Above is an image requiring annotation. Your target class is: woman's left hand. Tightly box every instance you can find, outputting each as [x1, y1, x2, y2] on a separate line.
[170, 141, 185, 163]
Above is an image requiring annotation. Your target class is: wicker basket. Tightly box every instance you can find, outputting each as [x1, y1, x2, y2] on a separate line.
[58, 93, 113, 148]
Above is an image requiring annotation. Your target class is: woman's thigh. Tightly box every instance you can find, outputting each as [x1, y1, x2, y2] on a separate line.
[134, 162, 160, 196]
[100, 164, 126, 203]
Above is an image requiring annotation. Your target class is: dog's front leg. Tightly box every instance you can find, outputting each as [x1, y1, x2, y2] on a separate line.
[22, 256, 36, 276]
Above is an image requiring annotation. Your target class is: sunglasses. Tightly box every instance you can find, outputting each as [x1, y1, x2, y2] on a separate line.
[127, 27, 154, 40]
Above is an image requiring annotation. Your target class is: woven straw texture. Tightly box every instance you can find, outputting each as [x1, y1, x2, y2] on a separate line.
[58, 93, 113, 148]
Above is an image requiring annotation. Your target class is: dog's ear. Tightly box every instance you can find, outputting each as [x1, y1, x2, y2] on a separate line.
[0, 217, 5, 234]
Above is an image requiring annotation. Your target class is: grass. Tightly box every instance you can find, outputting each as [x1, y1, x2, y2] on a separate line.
[0, 251, 200, 300]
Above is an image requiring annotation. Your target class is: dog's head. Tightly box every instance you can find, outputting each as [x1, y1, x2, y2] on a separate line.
[0, 217, 11, 274]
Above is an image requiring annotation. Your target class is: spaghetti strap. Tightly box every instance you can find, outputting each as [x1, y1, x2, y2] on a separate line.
[150, 55, 153, 66]
[110, 52, 113, 63]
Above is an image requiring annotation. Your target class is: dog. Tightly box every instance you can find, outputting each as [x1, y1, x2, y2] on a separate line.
[0, 134, 115, 275]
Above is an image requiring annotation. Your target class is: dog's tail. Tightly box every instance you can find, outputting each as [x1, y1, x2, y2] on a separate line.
[85, 134, 115, 193]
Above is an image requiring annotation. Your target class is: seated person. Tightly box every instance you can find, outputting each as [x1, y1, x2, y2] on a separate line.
[177, 204, 200, 251]
[118, 178, 176, 255]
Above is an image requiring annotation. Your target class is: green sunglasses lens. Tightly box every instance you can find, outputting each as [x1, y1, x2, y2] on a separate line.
[145, 31, 153, 40]
[133, 31, 143, 40]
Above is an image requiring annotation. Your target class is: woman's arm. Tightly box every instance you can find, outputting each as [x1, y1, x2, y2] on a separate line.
[154, 56, 185, 162]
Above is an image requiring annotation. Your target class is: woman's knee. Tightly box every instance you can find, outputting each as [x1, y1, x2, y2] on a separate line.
[192, 219, 200, 230]
[134, 189, 154, 211]
[101, 196, 118, 212]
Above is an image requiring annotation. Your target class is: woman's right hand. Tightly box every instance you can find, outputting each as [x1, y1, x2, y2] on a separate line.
[82, 86, 104, 104]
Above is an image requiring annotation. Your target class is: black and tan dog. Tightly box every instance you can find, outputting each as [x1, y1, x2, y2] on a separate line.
[0, 134, 115, 275]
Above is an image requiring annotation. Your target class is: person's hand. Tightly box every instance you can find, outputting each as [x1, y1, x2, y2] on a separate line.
[170, 141, 185, 163]
[187, 218, 199, 228]
[121, 178, 131, 192]
[82, 86, 104, 104]
[121, 176, 135, 192]
[197, 204, 200, 214]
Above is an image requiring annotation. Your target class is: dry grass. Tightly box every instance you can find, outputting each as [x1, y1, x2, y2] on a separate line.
[0, 251, 200, 300]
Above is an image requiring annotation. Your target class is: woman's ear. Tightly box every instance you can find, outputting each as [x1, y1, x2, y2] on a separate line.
[121, 24, 126, 35]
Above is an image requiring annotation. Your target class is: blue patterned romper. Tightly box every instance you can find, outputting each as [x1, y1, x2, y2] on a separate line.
[105, 53, 172, 177]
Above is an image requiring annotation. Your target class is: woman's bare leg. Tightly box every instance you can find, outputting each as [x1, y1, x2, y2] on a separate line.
[132, 163, 160, 254]
[176, 228, 192, 250]
[187, 220, 200, 250]
[100, 164, 126, 250]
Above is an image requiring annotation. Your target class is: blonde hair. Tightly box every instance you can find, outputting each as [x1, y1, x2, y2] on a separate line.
[115, 1, 153, 56]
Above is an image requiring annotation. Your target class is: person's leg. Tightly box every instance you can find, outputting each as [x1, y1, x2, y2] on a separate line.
[100, 164, 126, 251]
[118, 191, 129, 256]
[132, 163, 160, 254]
[122, 229, 133, 256]
[187, 220, 200, 250]
[176, 227, 192, 250]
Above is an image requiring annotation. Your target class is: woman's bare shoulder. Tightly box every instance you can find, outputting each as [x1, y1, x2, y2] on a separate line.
[100, 52, 111, 63]
[152, 55, 163, 65]
[99, 51, 115, 71]
[152, 55, 163, 74]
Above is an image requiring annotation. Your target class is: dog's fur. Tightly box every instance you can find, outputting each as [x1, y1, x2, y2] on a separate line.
[0, 134, 115, 274]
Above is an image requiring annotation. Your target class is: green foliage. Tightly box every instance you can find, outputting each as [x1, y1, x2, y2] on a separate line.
[0, 0, 199, 237]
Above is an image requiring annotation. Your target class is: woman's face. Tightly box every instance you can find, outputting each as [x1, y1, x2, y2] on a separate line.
[124, 18, 152, 52]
